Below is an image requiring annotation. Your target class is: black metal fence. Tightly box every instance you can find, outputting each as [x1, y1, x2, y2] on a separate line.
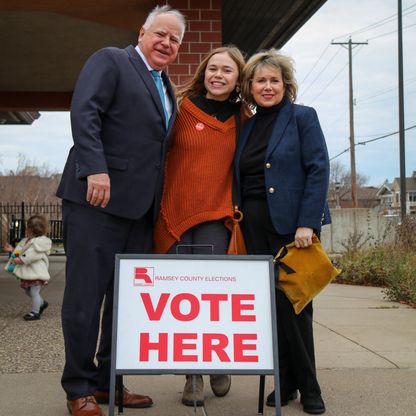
[0, 202, 63, 248]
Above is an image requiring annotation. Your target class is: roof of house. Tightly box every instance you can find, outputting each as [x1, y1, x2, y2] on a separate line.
[356, 186, 380, 200]
[392, 177, 416, 191]
[376, 181, 393, 197]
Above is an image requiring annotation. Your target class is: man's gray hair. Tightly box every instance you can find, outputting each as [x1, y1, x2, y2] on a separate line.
[143, 5, 186, 42]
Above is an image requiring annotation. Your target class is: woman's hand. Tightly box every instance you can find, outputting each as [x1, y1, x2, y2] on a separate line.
[294, 227, 313, 249]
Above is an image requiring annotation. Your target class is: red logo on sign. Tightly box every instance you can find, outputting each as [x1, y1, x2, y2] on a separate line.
[134, 267, 154, 286]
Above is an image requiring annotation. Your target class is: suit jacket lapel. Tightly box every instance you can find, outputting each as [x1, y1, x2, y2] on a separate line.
[266, 99, 294, 155]
[125, 45, 167, 124]
[161, 71, 177, 132]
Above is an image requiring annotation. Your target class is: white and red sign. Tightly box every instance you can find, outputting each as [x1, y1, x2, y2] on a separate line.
[115, 256, 275, 371]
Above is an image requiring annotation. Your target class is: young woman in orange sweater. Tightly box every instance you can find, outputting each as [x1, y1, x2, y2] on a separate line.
[153, 46, 247, 407]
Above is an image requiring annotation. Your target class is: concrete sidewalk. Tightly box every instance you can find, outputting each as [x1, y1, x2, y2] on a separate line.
[0, 256, 415, 416]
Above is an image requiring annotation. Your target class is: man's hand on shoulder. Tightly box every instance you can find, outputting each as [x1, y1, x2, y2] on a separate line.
[86, 173, 111, 208]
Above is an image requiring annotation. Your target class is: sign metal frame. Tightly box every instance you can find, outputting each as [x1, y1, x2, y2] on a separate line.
[109, 254, 282, 416]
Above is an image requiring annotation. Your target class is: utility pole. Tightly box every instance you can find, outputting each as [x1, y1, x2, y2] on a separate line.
[332, 38, 368, 208]
[398, 0, 406, 220]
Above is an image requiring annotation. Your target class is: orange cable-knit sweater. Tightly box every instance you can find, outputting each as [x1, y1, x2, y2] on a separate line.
[154, 97, 237, 253]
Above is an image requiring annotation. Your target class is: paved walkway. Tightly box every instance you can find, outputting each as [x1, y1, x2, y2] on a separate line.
[0, 256, 415, 416]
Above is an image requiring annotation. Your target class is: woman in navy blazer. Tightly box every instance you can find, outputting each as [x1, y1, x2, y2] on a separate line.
[236, 49, 329, 415]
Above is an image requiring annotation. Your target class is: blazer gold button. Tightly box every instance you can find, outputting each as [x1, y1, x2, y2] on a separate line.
[265, 162, 271, 168]
[268, 187, 275, 193]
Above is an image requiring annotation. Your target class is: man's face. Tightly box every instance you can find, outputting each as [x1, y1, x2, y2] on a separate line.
[138, 13, 182, 70]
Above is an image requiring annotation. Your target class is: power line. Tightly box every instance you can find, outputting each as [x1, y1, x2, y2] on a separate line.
[356, 76, 416, 102]
[306, 61, 348, 105]
[358, 125, 416, 145]
[329, 124, 416, 161]
[357, 88, 416, 107]
[299, 46, 342, 98]
[367, 22, 416, 41]
[305, 45, 364, 106]
[332, 3, 416, 40]
[299, 43, 331, 85]
[325, 109, 349, 128]
[299, 6, 416, 104]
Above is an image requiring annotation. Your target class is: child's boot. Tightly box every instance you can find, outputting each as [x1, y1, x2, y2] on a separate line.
[23, 311, 40, 321]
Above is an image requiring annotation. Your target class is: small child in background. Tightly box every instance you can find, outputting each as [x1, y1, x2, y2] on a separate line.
[4, 215, 52, 321]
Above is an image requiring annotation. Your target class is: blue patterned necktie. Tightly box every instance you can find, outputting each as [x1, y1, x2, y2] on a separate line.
[150, 70, 169, 129]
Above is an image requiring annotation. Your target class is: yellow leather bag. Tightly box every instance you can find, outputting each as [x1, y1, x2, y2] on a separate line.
[273, 234, 341, 314]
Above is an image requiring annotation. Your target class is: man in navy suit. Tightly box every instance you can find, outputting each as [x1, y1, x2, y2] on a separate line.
[57, 5, 186, 416]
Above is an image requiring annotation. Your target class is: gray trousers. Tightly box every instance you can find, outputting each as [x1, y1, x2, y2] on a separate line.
[167, 220, 229, 255]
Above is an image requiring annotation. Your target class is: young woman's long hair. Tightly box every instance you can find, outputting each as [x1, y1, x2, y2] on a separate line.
[176, 46, 245, 107]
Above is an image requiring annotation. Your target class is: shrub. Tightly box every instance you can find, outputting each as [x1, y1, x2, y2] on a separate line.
[334, 216, 416, 307]
[383, 250, 416, 307]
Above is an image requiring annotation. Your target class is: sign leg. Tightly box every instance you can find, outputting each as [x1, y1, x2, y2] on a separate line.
[108, 371, 116, 416]
[258, 375, 265, 414]
[117, 375, 124, 413]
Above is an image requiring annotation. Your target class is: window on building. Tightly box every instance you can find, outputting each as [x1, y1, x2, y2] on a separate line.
[382, 196, 392, 206]
[409, 192, 416, 202]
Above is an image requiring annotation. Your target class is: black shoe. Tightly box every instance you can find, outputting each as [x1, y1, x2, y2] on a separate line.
[266, 389, 297, 407]
[301, 394, 326, 414]
[23, 312, 40, 321]
[39, 300, 49, 315]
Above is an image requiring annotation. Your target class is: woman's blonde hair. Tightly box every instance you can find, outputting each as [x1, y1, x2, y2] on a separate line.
[242, 48, 298, 106]
[176, 46, 245, 106]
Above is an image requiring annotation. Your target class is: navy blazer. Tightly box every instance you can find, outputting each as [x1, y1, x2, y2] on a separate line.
[235, 99, 331, 235]
[57, 45, 176, 220]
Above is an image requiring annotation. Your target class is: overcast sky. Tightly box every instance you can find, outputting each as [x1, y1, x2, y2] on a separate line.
[0, 0, 415, 186]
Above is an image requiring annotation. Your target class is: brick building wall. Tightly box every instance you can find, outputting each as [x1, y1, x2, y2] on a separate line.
[157, 0, 222, 86]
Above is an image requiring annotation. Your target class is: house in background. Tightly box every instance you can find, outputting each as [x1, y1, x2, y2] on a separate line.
[328, 186, 380, 209]
[376, 171, 416, 215]
[377, 181, 394, 214]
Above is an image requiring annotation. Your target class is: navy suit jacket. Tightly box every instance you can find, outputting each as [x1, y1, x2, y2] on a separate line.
[235, 99, 331, 235]
[57, 45, 176, 220]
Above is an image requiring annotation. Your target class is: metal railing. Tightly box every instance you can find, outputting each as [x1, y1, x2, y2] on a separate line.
[0, 202, 63, 248]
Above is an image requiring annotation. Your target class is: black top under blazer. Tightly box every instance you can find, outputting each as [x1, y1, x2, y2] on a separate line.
[57, 45, 176, 220]
[235, 99, 331, 235]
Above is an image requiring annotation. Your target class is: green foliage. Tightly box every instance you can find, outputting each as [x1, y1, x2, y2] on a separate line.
[334, 216, 416, 307]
